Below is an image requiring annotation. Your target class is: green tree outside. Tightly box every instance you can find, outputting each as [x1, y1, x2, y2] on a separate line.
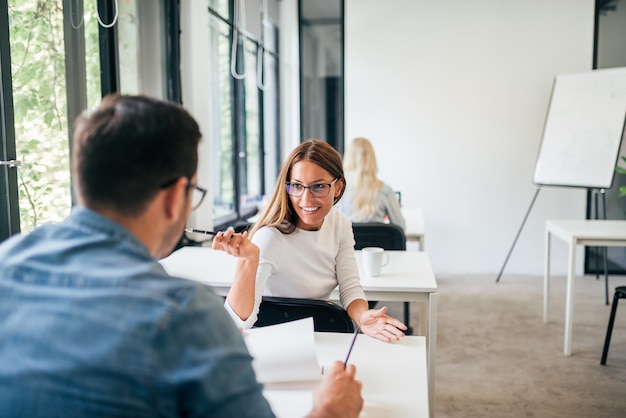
[8, 0, 100, 232]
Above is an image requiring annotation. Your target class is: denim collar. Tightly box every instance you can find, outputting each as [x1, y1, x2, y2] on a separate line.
[68, 206, 153, 260]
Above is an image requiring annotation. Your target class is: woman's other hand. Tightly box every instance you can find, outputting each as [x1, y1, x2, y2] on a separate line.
[359, 306, 407, 342]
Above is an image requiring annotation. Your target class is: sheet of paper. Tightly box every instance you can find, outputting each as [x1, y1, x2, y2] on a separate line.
[243, 317, 322, 383]
[263, 389, 314, 418]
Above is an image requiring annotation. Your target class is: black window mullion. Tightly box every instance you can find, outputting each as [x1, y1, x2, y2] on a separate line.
[232, 30, 246, 219]
[164, 0, 182, 103]
[0, 0, 19, 239]
[258, 64, 266, 198]
[271, 24, 281, 179]
[97, 0, 119, 95]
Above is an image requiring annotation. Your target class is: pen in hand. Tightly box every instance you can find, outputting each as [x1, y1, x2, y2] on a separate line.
[185, 228, 218, 235]
[343, 326, 360, 370]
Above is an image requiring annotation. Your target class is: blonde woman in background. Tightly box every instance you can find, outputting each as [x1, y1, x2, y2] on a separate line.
[336, 137, 406, 230]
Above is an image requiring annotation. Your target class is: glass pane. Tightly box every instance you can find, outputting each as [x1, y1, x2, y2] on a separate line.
[8, 1, 101, 233]
[9, 0, 70, 232]
[117, 0, 141, 94]
[210, 17, 235, 219]
[299, 0, 343, 152]
[117, 0, 165, 97]
[209, 0, 230, 20]
[84, 2, 102, 109]
[242, 39, 261, 213]
[263, 52, 280, 190]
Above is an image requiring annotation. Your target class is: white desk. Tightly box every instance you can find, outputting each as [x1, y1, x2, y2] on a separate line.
[544, 219, 626, 355]
[264, 333, 430, 418]
[402, 207, 425, 250]
[160, 247, 437, 417]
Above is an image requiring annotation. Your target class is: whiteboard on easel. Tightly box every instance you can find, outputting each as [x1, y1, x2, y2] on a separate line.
[533, 67, 626, 189]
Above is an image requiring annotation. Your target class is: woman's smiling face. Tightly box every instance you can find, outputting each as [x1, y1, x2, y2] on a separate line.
[288, 160, 343, 231]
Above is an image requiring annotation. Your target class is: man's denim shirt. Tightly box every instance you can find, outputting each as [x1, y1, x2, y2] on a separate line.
[0, 207, 274, 418]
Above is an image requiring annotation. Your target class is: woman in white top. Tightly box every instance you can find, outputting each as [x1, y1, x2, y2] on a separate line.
[213, 139, 406, 342]
[336, 137, 405, 230]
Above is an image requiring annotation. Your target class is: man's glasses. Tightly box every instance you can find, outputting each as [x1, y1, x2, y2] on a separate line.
[187, 182, 207, 210]
[285, 178, 338, 198]
[160, 178, 207, 210]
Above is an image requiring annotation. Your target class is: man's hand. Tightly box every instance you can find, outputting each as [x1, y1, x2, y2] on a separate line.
[309, 361, 363, 418]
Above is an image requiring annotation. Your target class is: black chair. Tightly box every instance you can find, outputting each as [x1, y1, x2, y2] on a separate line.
[352, 222, 407, 252]
[600, 286, 626, 365]
[351, 222, 412, 334]
[254, 296, 355, 333]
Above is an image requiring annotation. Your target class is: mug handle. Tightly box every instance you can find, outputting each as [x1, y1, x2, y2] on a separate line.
[382, 253, 389, 267]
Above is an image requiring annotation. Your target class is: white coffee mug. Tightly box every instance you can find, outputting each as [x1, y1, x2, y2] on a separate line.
[362, 247, 389, 277]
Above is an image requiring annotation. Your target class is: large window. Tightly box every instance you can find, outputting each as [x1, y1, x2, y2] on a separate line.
[209, 0, 280, 229]
[585, 0, 626, 275]
[209, 12, 235, 219]
[1, 0, 279, 240]
[0, 0, 174, 241]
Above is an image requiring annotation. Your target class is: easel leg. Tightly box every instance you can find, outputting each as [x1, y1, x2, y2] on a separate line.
[591, 189, 610, 304]
[496, 188, 541, 283]
[594, 191, 600, 279]
[544, 227, 551, 323]
[601, 189, 609, 305]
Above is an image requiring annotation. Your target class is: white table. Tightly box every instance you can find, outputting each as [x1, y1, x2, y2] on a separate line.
[402, 207, 425, 250]
[264, 333, 430, 418]
[160, 247, 437, 417]
[544, 219, 626, 355]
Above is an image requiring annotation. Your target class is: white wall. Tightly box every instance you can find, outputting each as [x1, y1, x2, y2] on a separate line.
[344, 0, 595, 275]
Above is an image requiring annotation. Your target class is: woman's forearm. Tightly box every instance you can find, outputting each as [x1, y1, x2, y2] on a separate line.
[226, 257, 259, 320]
[346, 299, 369, 327]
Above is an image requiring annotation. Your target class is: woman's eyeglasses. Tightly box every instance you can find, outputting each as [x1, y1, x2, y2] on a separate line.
[285, 179, 338, 198]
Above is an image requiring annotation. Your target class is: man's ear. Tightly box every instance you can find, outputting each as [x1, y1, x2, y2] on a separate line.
[162, 177, 188, 220]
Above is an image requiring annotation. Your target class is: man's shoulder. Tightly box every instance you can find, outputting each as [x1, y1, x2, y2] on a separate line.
[0, 232, 24, 260]
[148, 274, 223, 306]
[0, 224, 63, 272]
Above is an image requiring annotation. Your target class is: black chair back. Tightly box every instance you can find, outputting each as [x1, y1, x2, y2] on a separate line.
[352, 222, 406, 250]
[352, 222, 411, 332]
[254, 296, 355, 333]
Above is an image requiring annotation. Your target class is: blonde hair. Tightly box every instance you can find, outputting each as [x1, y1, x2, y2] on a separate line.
[342, 137, 383, 221]
[249, 139, 345, 237]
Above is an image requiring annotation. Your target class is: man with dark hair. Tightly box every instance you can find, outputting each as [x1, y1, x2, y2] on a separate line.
[0, 95, 362, 418]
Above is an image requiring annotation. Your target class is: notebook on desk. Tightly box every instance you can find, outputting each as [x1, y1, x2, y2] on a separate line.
[242, 317, 322, 383]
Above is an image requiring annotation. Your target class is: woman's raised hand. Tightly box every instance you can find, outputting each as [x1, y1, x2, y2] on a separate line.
[212, 230, 259, 261]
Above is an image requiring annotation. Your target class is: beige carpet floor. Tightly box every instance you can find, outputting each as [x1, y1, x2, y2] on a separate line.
[385, 273, 626, 418]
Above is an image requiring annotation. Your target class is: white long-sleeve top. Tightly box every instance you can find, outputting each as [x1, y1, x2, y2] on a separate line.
[224, 209, 367, 329]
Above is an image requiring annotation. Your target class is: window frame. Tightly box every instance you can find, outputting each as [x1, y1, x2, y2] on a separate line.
[0, 0, 20, 238]
[210, 1, 280, 231]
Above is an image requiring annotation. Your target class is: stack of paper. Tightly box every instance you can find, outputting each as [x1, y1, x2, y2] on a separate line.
[243, 317, 322, 383]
